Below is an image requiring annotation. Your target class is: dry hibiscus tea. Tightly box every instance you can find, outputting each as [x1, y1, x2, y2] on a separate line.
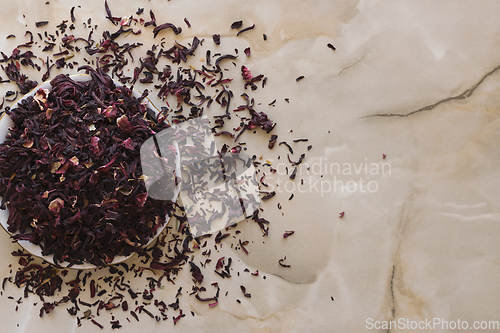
[0, 65, 177, 267]
[0, 0, 315, 328]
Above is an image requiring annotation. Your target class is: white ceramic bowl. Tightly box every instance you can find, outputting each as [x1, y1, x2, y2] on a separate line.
[0, 74, 180, 269]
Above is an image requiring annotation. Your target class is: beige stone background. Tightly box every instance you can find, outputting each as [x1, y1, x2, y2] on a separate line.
[0, 0, 499, 332]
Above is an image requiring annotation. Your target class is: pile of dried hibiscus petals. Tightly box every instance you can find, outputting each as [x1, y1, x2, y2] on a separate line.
[0, 66, 177, 267]
[0, 0, 312, 329]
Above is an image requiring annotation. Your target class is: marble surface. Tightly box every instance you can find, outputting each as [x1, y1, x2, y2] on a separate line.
[0, 0, 499, 332]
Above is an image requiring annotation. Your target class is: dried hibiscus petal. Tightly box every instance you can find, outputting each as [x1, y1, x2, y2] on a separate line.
[268, 134, 278, 149]
[231, 21, 243, 29]
[212, 34, 220, 45]
[261, 191, 276, 201]
[153, 23, 182, 38]
[237, 24, 255, 36]
[278, 257, 291, 268]
[35, 21, 49, 28]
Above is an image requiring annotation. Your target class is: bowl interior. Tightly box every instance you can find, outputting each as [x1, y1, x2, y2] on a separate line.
[0, 74, 180, 269]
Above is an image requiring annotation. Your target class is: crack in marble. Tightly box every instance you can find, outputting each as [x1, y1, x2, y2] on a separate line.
[363, 63, 500, 118]
[265, 271, 317, 285]
[383, 178, 420, 332]
[386, 265, 397, 333]
[385, 265, 397, 333]
[390, 265, 396, 318]
[335, 57, 365, 77]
